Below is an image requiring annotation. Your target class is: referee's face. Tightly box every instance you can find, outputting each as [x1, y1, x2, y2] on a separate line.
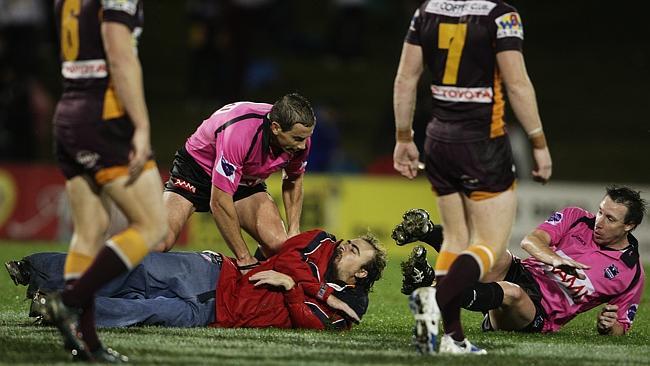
[594, 196, 634, 247]
[271, 121, 314, 154]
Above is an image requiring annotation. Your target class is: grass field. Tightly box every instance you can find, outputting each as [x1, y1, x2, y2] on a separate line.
[1, 241, 648, 365]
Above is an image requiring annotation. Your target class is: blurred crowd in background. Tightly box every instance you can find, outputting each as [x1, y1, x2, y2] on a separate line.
[0, 0, 648, 182]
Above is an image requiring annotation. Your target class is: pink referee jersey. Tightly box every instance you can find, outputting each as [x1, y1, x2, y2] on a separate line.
[521, 207, 644, 333]
[184, 102, 311, 195]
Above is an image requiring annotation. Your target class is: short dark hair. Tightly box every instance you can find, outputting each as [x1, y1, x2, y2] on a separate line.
[606, 185, 647, 230]
[269, 93, 316, 131]
[355, 233, 387, 293]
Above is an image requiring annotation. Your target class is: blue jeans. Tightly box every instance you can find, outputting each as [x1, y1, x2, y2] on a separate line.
[24, 251, 220, 328]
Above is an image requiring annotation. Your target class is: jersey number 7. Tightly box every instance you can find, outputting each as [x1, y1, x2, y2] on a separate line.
[438, 23, 467, 85]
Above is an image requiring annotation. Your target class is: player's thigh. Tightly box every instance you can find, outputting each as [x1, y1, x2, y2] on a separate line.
[481, 250, 513, 283]
[463, 187, 517, 255]
[234, 191, 287, 252]
[157, 191, 196, 251]
[489, 281, 537, 331]
[436, 193, 469, 253]
[102, 167, 167, 244]
[65, 175, 110, 256]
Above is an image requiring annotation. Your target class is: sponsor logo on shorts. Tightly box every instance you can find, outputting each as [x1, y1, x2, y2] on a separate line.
[460, 174, 480, 190]
[496, 12, 524, 39]
[172, 178, 196, 194]
[102, 0, 138, 15]
[545, 212, 563, 225]
[627, 304, 638, 322]
[431, 85, 493, 103]
[604, 264, 620, 280]
[62, 59, 108, 79]
[425, 0, 496, 17]
[216, 155, 236, 183]
[75, 151, 100, 169]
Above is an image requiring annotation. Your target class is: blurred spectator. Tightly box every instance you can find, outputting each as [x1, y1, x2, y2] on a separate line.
[0, 0, 53, 161]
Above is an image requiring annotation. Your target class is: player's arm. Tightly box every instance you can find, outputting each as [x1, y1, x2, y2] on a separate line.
[520, 229, 590, 278]
[101, 22, 151, 183]
[210, 185, 257, 270]
[249, 270, 358, 330]
[496, 50, 552, 184]
[282, 173, 304, 237]
[393, 42, 424, 179]
[596, 304, 626, 335]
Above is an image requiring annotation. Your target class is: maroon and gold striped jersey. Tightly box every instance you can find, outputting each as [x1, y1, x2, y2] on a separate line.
[53, 0, 143, 125]
[406, 0, 523, 141]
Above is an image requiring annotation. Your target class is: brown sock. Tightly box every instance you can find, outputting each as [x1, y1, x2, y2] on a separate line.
[435, 254, 481, 341]
[62, 247, 127, 309]
[63, 279, 100, 351]
[79, 300, 100, 352]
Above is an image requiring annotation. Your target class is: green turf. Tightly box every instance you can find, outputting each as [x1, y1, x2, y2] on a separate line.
[1, 242, 648, 365]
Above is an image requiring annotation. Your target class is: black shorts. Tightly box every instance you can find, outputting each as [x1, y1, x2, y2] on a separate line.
[423, 134, 516, 199]
[54, 118, 135, 184]
[163, 146, 267, 212]
[504, 257, 547, 333]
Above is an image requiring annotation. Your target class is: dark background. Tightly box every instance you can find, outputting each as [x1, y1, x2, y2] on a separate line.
[1, 0, 649, 183]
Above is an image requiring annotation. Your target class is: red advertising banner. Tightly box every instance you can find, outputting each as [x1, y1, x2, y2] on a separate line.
[0, 164, 187, 244]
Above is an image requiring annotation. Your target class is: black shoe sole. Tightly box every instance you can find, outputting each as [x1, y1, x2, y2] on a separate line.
[33, 292, 94, 361]
[5, 261, 29, 286]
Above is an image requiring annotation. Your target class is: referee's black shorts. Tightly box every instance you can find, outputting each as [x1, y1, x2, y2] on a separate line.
[504, 256, 547, 333]
[164, 147, 266, 212]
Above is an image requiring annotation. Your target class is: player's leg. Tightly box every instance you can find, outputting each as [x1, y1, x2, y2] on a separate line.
[64, 176, 111, 277]
[46, 175, 111, 356]
[128, 252, 221, 300]
[94, 252, 220, 328]
[102, 166, 168, 257]
[435, 189, 516, 354]
[158, 146, 213, 251]
[47, 167, 165, 354]
[94, 295, 215, 328]
[235, 191, 288, 256]
[157, 191, 196, 251]
[487, 281, 537, 331]
[434, 193, 469, 280]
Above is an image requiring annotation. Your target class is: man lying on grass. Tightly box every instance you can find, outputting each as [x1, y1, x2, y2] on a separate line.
[6, 230, 386, 330]
[396, 185, 645, 342]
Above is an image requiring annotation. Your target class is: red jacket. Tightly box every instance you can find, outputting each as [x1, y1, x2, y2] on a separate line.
[211, 230, 368, 330]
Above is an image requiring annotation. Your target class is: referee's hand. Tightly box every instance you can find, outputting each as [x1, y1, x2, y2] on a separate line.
[597, 304, 618, 334]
